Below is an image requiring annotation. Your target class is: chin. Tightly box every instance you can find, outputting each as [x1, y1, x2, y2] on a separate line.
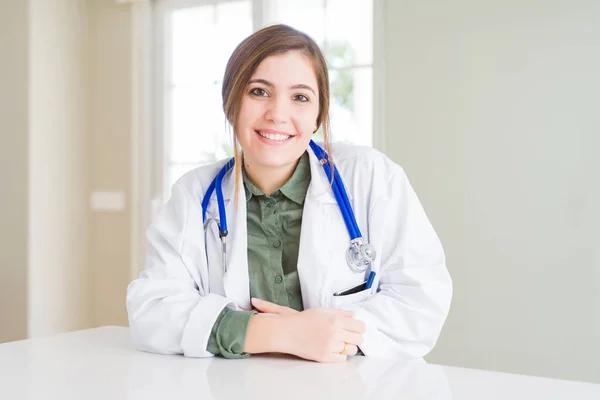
[253, 154, 297, 169]
[246, 144, 304, 167]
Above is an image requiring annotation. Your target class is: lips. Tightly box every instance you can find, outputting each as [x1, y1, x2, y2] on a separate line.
[255, 130, 293, 141]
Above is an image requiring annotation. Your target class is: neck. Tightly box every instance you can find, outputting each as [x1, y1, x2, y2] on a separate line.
[243, 157, 300, 196]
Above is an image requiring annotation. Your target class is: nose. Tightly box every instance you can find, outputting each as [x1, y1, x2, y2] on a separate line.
[264, 97, 290, 124]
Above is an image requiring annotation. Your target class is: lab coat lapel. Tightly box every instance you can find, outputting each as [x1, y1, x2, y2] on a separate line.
[297, 149, 352, 309]
[206, 167, 251, 311]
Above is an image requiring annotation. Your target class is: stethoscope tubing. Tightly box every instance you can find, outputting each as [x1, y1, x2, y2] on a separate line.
[308, 141, 361, 240]
[202, 141, 363, 243]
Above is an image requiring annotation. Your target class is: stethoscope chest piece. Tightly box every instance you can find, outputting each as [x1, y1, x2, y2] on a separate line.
[346, 238, 377, 273]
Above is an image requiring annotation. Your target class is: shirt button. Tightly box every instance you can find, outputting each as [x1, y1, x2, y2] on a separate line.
[273, 240, 282, 248]
[275, 275, 283, 284]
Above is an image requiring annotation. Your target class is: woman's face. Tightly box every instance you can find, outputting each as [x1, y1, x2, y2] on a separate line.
[236, 51, 320, 170]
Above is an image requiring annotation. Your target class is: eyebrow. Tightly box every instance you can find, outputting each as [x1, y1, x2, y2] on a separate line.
[248, 78, 316, 95]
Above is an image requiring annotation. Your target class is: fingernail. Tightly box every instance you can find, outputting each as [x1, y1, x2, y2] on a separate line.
[252, 298, 261, 303]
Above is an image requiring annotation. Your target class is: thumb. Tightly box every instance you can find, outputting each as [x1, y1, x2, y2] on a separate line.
[251, 298, 297, 315]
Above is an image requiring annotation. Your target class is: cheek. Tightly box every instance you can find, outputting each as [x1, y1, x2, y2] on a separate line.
[293, 106, 319, 133]
[237, 100, 260, 131]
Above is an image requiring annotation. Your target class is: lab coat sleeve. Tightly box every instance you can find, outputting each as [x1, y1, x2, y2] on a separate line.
[351, 168, 453, 359]
[126, 180, 236, 358]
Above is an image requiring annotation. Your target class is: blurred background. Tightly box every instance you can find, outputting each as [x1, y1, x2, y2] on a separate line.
[1, 0, 598, 384]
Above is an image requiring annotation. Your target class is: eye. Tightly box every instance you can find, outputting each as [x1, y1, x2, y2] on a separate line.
[293, 94, 309, 102]
[250, 88, 268, 97]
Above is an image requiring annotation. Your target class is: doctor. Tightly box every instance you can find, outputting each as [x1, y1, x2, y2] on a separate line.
[126, 24, 452, 363]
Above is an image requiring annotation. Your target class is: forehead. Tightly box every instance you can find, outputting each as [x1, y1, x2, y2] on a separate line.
[251, 51, 319, 88]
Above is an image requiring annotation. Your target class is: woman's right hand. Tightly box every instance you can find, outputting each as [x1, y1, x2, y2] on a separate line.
[250, 298, 366, 363]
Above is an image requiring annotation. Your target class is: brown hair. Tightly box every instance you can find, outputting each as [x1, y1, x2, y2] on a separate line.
[221, 24, 334, 205]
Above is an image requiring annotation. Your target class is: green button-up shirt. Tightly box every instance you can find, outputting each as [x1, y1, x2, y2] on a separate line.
[207, 152, 311, 358]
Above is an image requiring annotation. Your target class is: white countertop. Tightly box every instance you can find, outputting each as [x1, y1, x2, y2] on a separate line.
[0, 326, 598, 400]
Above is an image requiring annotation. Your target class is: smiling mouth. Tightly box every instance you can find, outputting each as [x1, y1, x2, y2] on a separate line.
[255, 130, 293, 141]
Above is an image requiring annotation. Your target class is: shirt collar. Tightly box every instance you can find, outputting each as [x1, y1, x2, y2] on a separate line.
[242, 151, 311, 205]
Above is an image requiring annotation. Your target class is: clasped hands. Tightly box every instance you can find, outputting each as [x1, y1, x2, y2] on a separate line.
[249, 297, 365, 363]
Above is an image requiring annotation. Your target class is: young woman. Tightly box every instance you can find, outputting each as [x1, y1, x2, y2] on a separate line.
[126, 24, 452, 363]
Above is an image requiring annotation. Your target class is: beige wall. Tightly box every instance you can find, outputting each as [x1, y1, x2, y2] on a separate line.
[0, 0, 93, 342]
[0, 0, 29, 343]
[89, 0, 132, 327]
[28, 0, 91, 337]
[384, 0, 600, 383]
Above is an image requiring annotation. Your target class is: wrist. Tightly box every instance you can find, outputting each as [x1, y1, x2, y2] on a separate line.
[244, 313, 290, 354]
[270, 314, 295, 354]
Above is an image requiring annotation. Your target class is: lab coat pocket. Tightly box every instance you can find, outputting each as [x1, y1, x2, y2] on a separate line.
[330, 287, 372, 309]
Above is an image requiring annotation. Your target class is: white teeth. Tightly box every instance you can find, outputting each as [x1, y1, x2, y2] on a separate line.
[257, 131, 291, 141]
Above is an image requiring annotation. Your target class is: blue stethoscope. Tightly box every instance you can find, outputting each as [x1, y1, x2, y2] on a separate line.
[201, 140, 377, 286]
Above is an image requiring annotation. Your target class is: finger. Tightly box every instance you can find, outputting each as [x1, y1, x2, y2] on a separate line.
[323, 308, 354, 317]
[340, 331, 364, 347]
[341, 317, 366, 334]
[344, 344, 359, 356]
[251, 298, 280, 314]
[251, 298, 280, 313]
[251, 298, 296, 315]
[333, 341, 358, 356]
[335, 309, 355, 317]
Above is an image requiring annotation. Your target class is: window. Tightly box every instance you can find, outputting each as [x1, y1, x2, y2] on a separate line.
[155, 0, 375, 201]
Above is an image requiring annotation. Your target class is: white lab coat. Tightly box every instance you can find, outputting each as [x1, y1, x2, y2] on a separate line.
[126, 143, 452, 359]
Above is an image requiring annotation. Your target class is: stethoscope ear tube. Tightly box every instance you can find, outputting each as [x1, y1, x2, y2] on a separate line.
[202, 158, 235, 229]
[213, 158, 234, 232]
[201, 178, 217, 223]
[309, 141, 362, 240]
